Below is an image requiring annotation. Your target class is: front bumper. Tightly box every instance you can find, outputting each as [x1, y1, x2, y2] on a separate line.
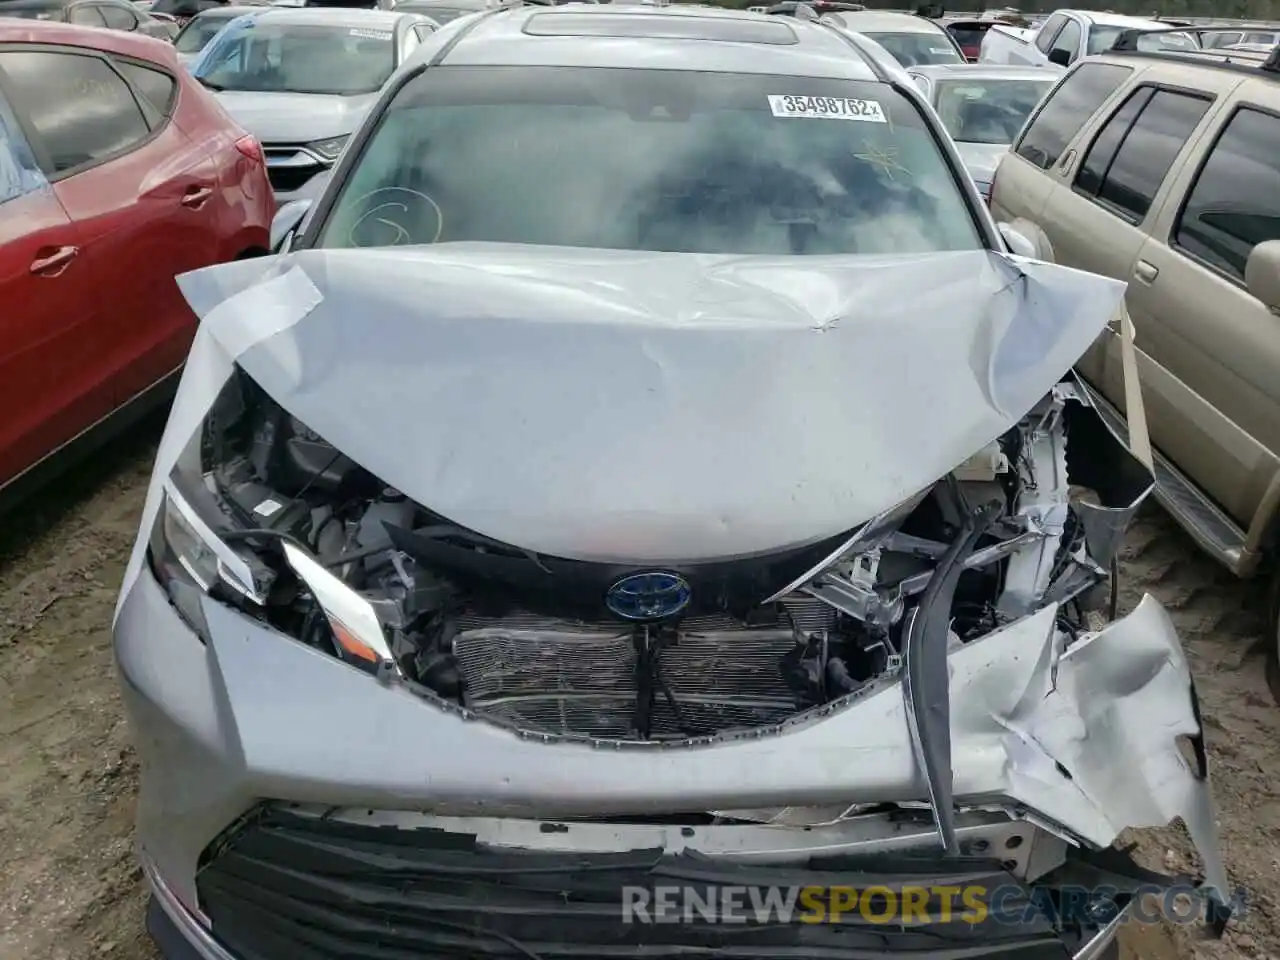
[115, 563, 1228, 959]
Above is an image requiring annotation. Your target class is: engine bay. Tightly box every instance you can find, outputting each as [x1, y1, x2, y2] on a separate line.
[155, 370, 1154, 743]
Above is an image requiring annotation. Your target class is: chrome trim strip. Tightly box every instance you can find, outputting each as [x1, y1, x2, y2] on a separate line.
[1072, 904, 1129, 960]
[143, 854, 239, 960]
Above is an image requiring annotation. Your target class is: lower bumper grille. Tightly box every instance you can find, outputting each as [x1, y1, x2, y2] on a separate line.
[196, 806, 1079, 960]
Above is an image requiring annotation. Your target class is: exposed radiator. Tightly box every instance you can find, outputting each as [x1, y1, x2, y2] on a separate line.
[452, 600, 833, 739]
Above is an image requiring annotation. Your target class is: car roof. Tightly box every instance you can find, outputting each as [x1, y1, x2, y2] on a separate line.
[395, 0, 498, 8]
[820, 10, 944, 34]
[907, 62, 1057, 81]
[233, 6, 410, 28]
[0, 15, 177, 63]
[1077, 11, 1166, 29]
[423, 5, 884, 80]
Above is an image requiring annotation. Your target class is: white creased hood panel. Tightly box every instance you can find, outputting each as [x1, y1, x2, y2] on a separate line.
[173, 244, 1125, 563]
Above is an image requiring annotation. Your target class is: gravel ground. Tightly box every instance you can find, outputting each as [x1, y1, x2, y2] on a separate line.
[0, 424, 1277, 960]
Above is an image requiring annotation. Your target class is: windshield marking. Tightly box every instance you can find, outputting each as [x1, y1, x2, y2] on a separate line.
[349, 28, 392, 40]
[767, 95, 886, 122]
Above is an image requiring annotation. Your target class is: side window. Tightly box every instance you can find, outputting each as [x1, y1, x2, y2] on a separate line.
[114, 60, 177, 119]
[98, 2, 140, 29]
[1049, 19, 1081, 63]
[0, 85, 49, 205]
[1014, 62, 1132, 170]
[67, 4, 107, 25]
[1035, 12, 1067, 54]
[1174, 107, 1280, 283]
[1074, 88, 1211, 222]
[0, 51, 149, 174]
[1075, 87, 1152, 196]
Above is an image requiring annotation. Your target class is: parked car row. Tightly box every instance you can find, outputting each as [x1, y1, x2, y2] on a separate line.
[0, 0, 177, 37]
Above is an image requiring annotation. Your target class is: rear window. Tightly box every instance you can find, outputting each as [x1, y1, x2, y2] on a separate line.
[316, 66, 982, 255]
[175, 12, 238, 52]
[1014, 62, 1131, 170]
[933, 77, 1057, 145]
[946, 23, 989, 47]
[864, 31, 963, 66]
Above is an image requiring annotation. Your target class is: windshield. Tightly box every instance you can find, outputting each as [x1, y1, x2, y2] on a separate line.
[864, 31, 963, 67]
[193, 20, 396, 95]
[1087, 24, 1195, 55]
[315, 66, 981, 255]
[175, 13, 237, 52]
[933, 77, 1055, 144]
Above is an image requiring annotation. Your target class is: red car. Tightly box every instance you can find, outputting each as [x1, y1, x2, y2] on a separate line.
[938, 17, 998, 61]
[0, 20, 274, 504]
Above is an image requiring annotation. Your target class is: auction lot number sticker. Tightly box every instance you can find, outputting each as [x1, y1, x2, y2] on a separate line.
[768, 95, 887, 122]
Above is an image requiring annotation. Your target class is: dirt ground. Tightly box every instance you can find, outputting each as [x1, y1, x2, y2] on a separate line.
[0, 424, 1278, 960]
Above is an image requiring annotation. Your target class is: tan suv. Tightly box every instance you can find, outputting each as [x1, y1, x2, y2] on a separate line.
[990, 29, 1280, 696]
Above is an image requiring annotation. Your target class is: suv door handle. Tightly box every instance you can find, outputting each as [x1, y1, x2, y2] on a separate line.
[1057, 148, 1076, 172]
[181, 186, 213, 208]
[1134, 260, 1159, 284]
[29, 245, 79, 277]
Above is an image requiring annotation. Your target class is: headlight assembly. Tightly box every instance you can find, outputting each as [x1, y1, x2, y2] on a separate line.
[149, 469, 397, 678]
[307, 134, 350, 162]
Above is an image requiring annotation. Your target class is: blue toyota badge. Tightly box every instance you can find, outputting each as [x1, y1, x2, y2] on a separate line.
[605, 572, 692, 621]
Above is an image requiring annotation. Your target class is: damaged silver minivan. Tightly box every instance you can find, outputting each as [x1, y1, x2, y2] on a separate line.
[112, 6, 1233, 960]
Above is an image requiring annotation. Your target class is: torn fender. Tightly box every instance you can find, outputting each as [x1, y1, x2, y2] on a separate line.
[966, 595, 1228, 905]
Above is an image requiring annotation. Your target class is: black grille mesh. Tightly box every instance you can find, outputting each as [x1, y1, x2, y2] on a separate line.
[196, 806, 1071, 960]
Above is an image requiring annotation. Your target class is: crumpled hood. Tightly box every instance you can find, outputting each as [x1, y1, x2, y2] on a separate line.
[211, 90, 374, 144]
[174, 245, 1124, 563]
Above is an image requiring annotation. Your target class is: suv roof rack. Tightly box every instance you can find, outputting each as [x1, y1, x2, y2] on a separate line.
[1110, 25, 1280, 74]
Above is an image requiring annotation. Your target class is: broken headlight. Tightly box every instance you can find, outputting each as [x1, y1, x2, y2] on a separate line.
[149, 429, 397, 678]
[149, 478, 269, 637]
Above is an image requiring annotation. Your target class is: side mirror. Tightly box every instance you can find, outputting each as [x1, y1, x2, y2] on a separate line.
[1245, 239, 1280, 311]
[998, 220, 1055, 262]
[270, 199, 312, 253]
[1047, 47, 1072, 67]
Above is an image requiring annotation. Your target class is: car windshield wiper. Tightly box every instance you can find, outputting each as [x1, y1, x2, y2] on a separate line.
[196, 77, 225, 90]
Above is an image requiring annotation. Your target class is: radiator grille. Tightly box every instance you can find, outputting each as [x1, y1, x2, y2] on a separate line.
[452, 605, 829, 739]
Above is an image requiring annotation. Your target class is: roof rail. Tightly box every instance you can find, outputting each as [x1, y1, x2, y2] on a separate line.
[1108, 27, 1280, 76]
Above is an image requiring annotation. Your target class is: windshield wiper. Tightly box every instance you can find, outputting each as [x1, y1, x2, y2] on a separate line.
[196, 77, 224, 91]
